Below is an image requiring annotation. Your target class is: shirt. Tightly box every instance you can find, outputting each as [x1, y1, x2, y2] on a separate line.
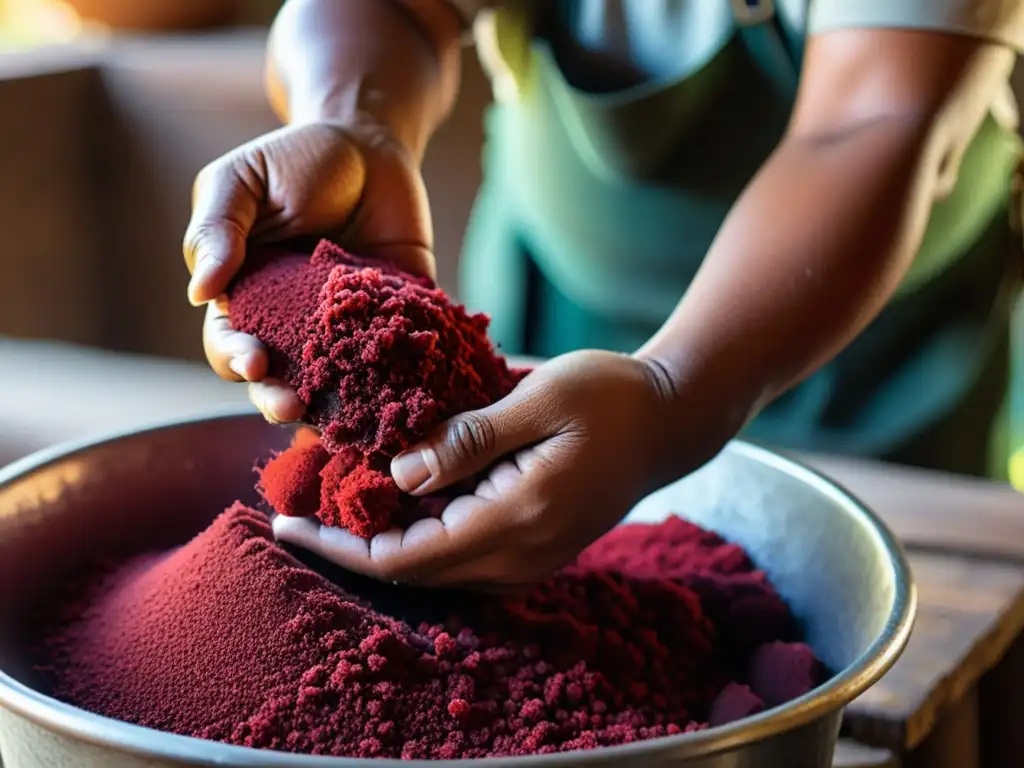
[449, 0, 1024, 129]
[447, 0, 1024, 464]
[449, 0, 1024, 54]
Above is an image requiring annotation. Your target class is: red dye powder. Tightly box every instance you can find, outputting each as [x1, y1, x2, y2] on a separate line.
[34, 509, 824, 759]
[228, 240, 522, 537]
[255, 428, 329, 520]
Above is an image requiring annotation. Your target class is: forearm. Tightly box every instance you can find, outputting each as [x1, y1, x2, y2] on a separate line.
[640, 116, 942, 438]
[638, 29, 1014, 459]
[265, 0, 464, 161]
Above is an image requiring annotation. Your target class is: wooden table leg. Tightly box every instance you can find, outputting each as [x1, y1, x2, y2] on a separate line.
[905, 687, 979, 768]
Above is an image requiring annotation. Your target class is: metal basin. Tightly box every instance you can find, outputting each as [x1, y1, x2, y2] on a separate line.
[0, 410, 915, 767]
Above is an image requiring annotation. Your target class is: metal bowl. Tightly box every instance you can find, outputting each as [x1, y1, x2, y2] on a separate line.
[0, 410, 914, 767]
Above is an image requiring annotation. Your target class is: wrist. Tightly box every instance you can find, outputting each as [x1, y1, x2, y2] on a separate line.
[285, 83, 432, 163]
[265, 0, 456, 164]
[635, 351, 760, 479]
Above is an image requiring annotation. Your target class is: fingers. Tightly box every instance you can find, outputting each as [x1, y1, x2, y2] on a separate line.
[273, 492, 512, 586]
[183, 157, 260, 306]
[273, 515, 368, 562]
[248, 379, 306, 424]
[203, 295, 304, 423]
[272, 510, 527, 595]
[202, 298, 268, 381]
[474, 461, 522, 501]
[390, 381, 550, 495]
[273, 454, 557, 589]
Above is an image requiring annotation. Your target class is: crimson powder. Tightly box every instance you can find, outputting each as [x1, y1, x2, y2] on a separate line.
[31, 242, 825, 759]
[33, 507, 822, 759]
[228, 240, 523, 539]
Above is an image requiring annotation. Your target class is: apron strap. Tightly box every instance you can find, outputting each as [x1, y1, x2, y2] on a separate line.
[732, 0, 802, 98]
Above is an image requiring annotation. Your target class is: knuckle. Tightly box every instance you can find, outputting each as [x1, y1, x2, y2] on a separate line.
[444, 413, 496, 464]
[182, 220, 216, 255]
[192, 160, 218, 190]
[191, 156, 236, 201]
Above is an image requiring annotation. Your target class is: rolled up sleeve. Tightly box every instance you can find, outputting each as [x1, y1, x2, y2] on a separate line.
[808, 0, 1024, 52]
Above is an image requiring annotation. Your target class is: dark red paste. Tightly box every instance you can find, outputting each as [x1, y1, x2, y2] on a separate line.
[33, 507, 824, 759]
[228, 240, 522, 538]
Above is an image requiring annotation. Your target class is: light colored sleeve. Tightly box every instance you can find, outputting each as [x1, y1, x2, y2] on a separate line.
[808, 0, 1024, 52]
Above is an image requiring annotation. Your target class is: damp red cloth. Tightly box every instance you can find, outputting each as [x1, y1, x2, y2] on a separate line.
[34, 509, 824, 759]
[228, 240, 522, 538]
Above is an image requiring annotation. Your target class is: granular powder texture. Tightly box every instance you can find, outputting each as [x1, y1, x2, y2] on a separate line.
[228, 240, 523, 537]
[255, 428, 330, 520]
[34, 509, 825, 759]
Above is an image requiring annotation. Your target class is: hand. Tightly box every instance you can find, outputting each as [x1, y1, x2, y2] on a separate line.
[273, 350, 721, 590]
[182, 120, 435, 423]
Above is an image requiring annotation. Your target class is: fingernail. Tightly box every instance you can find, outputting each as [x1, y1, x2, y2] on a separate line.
[392, 451, 431, 493]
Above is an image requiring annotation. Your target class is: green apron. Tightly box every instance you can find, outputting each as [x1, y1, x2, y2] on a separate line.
[460, 3, 1022, 477]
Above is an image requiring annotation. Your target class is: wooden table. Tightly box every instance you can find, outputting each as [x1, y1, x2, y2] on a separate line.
[4, 339, 1024, 767]
[805, 454, 1024, 768]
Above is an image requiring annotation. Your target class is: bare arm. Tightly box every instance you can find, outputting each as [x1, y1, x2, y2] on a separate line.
[640, 29, 1017, 447]
[184, 0, 475, 422]
[264, 0, 468, 161]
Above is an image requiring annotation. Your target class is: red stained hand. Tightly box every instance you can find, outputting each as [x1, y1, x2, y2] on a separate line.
[274, 350, 701, 589]
[182, 121, 435, 423]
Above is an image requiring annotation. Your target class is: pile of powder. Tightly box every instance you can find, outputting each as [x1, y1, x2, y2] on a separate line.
[227, 240, 523, 538]
[33, 506, 823, 759]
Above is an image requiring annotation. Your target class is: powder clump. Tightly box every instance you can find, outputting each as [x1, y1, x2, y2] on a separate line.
[228, 240, 522, 537]
[33, 510, 825, 759]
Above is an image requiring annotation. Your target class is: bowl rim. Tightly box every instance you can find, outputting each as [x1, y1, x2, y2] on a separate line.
[0, 407, 916, 766]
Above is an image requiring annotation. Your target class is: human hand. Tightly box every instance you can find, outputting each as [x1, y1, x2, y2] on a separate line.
[182, 121, 435, 423]
[273, 350, 729, 590]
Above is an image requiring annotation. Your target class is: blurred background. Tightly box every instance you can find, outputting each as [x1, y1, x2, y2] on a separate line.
[1, 0, 1023, 485]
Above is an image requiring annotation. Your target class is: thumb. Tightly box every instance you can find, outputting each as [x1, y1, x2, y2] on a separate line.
[183, 157, 260, 305]
[391, 390, 547, 495]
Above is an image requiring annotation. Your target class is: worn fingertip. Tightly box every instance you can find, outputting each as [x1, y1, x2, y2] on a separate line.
[268, 400, 305, 424]
[401, 517, 446, 549]
[228, 350, 268, 382]
[440, 495, 487, 529]
[249, 381, 305, 424]
[258, 407, 287, 427]
[273, 394, 307, 424]
[272, 515, 322, 550]
[189, 256, 238, 305]
[187, 279, 211, 307]
[187, 262, 213, 303]
[318, 526, 373, 560]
